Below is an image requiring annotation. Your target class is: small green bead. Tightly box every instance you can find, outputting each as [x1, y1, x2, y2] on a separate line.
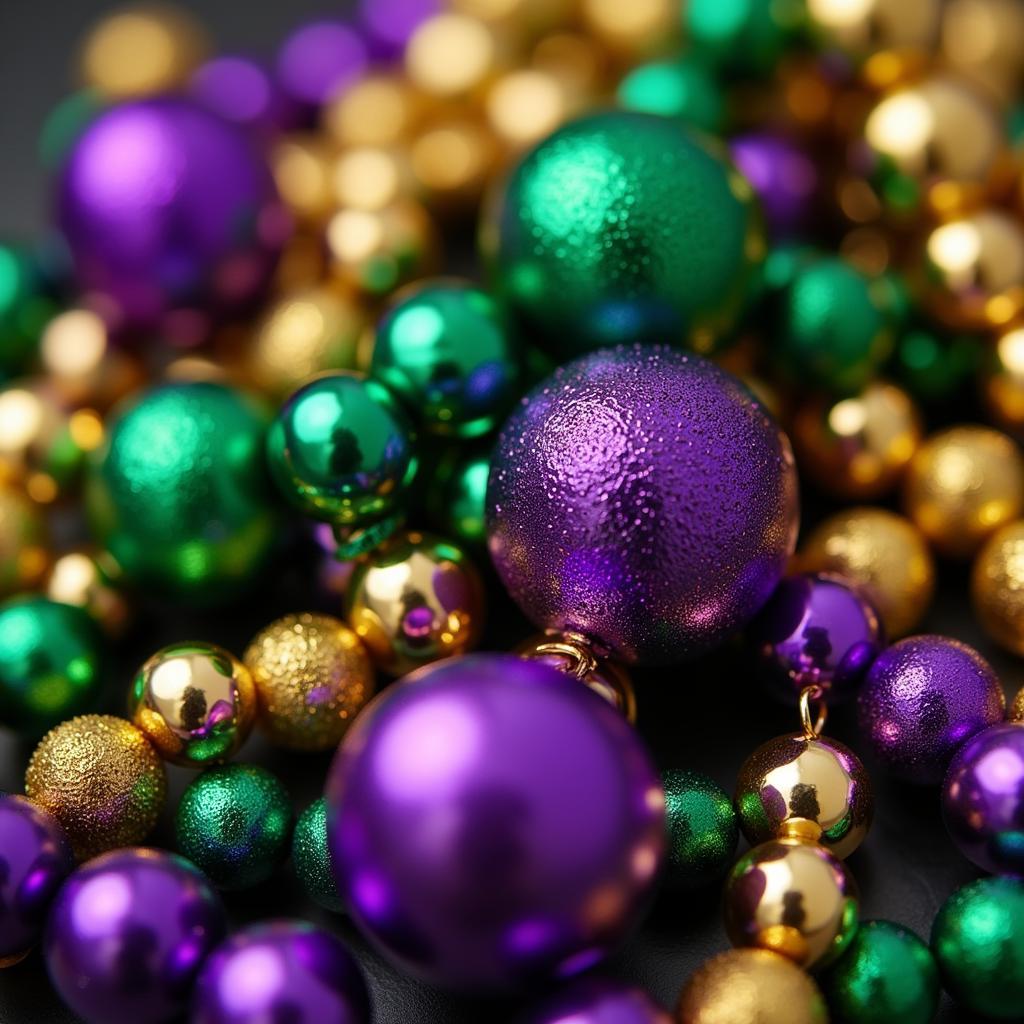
[39, 90, 103, 170]
[932, 876, 1024, 1020]
[617, 59, 724, 133]
[683, 0, 807, 77]
[427, 446, 491, 546]
[893, 328, 981, 404]
[0, 596, 104, 736]
[0, 243, 54, 380]
[820, 920, 939, 1024]
[175, 764, 294, 890]
[266, 372, 418, 525]
[292, 797, 343, 912]
[663, 769, 738, 889]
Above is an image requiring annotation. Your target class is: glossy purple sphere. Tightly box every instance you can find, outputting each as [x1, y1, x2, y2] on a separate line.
[326, 653, 666, 992]
[0, 796, 73, 966]
[730, 133, 817, 239]
[191, 56, 288, 138]
[942, 724, 1024, 875]
[518, 977, 672, 1024]
[45, 848, 226, 1024]
[487, 345, 799, 665]
[275, 20, 368, 118]
[359, 0, 438, 58]
[192, 921, 370, 1024]
[749, 573, 884, 705]
[58, 97, 287, 337]
[858, 636, 1005, 785]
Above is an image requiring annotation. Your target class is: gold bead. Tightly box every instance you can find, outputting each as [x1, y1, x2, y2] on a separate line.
[271, 136, 336, 224]
[532, 32, 609, 101]
[410, 118, 499, 210]
[581, 0, 677, 58]
[903, 425, 1024, 559]
[971, 521, 1024, 655]
[807, 0, 942, 61]
[485, 69, 571, 152]
[941, 0, 1024, 106]
[44, 548, 130, 637]
[982, 325, 1024, 433]
[1009, 685, 1024, 723]
[795, 507, 935, 638]
[128, 642, 257, 768]
[332, 147, 412, 212]
[0, 484, 49, 598]
[406, 14, 499, 99]
[243, 612, 375, 752]
[324, 74, 423, 149]
[25, 715, 166, 861]
[676, 948, 828, 1024]
[346, 530, 485, 677]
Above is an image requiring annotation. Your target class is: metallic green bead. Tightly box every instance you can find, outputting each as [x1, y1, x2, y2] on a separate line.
[932, 877, 1024, 1020]
[175, 764, 294, 891]
[292, 797, 343, 912]
[427, 446, 490, 546]
[86, 382, 279, 605]
[0, 596, 104, 736]
[894, 327, 980, 404]
[821, 920, 939, 1024]
[266, 372, 418, 525]
[663, 769, 738, 889]
[371, 279, 519, 438]
[483, 111, 762, 359]
[683, 0, 806, 77]
[0, 243, 54, 381]
[617, 59, 725, 133]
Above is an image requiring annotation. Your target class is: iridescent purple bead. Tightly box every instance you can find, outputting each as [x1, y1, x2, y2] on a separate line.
[749, 573, 884, 705]
[191, 56, 288, 139]
[0, 795, 73, 967]
[275, 20, 368, 122]
[192, 921, 370, 1024]
[943, 723, 1024, 875]
[858, 636, 1005, 785]
[358, 0, 438, 59]
[730, 132, 817, 239]
[45, 848, 226, 1024]
[326, 653, 666, 992]
[517, 977, 672, 1024]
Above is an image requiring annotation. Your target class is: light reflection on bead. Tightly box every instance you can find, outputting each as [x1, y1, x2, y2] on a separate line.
[971, 521, 1024, 655]
[982, 325, 1024, 433]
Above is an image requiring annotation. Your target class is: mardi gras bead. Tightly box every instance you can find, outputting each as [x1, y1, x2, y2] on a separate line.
[359, 0, 438, 58]
[0, 796, 73, 967]
[427, 446, 490, 545]
[409, 116, 499, 211]
[326, 653, 665, 991]
[486, 69, 573, 153]
[484, 111, 761, 358]
[0, 484, 48, 596]
[983, 325, 1024, 433]
[730, 133, 818, 240]
[617, 59, 723, 134]
[1012, 688, 1024, 723]
[932, 876, 1024, 1019]
[662, 769, 738, 890]
[193, 921, 371, 1024]
[859, 636, 1005, 785]
[896, 326, 980, 406]
[44, 548, 129, 636]
[0, 242, 54, 382]
[487, 346, 799, 664]
[972, 521, 1024, 654]
[271, 136, 335, 224]
[405, 13, 497, 99]
[942, 0, 1024, 106]
[520, 977, 671, 1024]
[190, 55, 287, 138]
[325, 73, 423, 148]
[807, 0, 941, 61]
[683, 0, 805, 77]
[292, 798, 342, 912]
[45, 849, 226, 1024]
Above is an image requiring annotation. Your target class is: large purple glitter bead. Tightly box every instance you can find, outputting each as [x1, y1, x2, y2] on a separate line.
[518, 977, 672, 1024]
[942, 723, 1024, 875]
[730, 132, 817, 239]
[486, 345, 799, 665]
[326, 653, 666, 992]
[192, 921, 370, 1024]
[858, 636, 1005, 785]
[44, 848, 226, 1024]
[0, 795, 73, 967]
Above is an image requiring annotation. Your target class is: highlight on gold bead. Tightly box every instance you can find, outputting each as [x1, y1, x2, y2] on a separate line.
[971, 520, 1024, 655]
[983, 326, 1024, 433]
[324, 74, 422, 149]
[45, 548, 130, 636]
[1011, 684, 1024, 723]
[406, 14, 497, 98]
[0, 484, 49, 597]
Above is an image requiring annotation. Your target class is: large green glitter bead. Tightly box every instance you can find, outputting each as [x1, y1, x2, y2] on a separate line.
[292, 797, 342, 912]
[0, 596, 104, 736]
[663, 768, 738, 889]
[617, 58, 724, 133]
[683, 0, 807, 77]
[86, 382, 279, 605]
[175, 764, 294, 890]
[483, 111, 762, 358]
[266, 372, 418, 525]
[821, 920, 939, 1024]
[371, 279, 519, 438]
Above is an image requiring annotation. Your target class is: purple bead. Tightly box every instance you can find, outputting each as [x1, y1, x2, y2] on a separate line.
[58, 98, 288, 338]
[730, 133, 817, 239]
[326, 653, 665, 992]
[0, 796, 73, 966]
[192, 921, 370, 1024]
[45, 848, 226, 1024]
[486, 345, 799, 665]
[858, 636, 1006, 785]
[518, 977, 672, 1024]
[275, 20, 368, 119]
[359, 0, 438, 59]
[191, 56, 288, 139]
[748, 573, 884, 705]
[942, 724, 1024, 875]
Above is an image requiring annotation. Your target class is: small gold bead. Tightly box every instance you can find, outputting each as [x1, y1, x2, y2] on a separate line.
[406, 14, 498, 99]
[324, 74, 422, 149]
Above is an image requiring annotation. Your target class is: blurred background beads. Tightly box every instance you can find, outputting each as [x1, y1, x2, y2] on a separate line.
[662, 769, 738, 890]
[941, 0, 1024, 106]
[0, 484, 49, 596]
[983, 325, 1024, 433]
[730, 132, 819, 240]
[0, 242, 57, 384]
[325, 73, 423, 149]
[405, 13, 500, 101]
[43, 548, 130, 637]
[806, 0, 941, 64]
[520, 977, 671, 1024]
[291, 797, 342, 912]
[190, 55, 287, 138]
[617, 58, 724, 134]
[972, 520, 1024, 654]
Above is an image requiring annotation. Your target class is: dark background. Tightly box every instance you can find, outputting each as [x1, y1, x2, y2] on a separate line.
[0, 2, 1011, 1021]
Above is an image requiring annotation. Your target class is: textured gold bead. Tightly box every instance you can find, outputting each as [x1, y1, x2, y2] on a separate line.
[971, 521, 1024, 656]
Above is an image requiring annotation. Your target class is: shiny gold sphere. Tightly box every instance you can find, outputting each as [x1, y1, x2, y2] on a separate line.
[1009, 685, 1024, 723]
[795, 507, 935, 638]
[243, 612, 375, 751]
[676, 948, 828, 1024]
[44, 548, 130, 637]
[902, 425, 1024, 559]
[982, 325, 1024, 433]
[942, 0, 1024, 105]
[791, 381, 922, 500]
[807, 0, 941, 61]
[128, 642, 257, 768]
[971, 521, 1024, 655]
[346, 530, 484, 677]
[324, 74, 423, 149]
[332, 147, 412, 212]
[25, 715, 166, 861]
[406, 14, 499, 99]
[485, 69, 571, 152]
[0, 484, 49, 597]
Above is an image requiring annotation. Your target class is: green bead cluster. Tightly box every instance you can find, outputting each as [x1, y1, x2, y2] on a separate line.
[292, 797, 343, 912]
[663, 769, 738, 889]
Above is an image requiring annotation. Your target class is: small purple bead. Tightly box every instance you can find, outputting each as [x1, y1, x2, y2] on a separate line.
[192, 921, 370, 1024]
[517, 977, 673, 1024]
[858, 636, 1005, 785]
[749, 573, 884, 705]
[0, 796, 74, 966]
[275, 20, 368, 119]
[44, 848, 226, 1024]
[359, 0, 439, 59]
[943, 723, 1024, 875]
[190, 56, 288, 139]
[730, 132, 818, 239]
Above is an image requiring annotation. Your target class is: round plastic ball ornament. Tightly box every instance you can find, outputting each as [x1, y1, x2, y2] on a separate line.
[292, 797, 342, 912]
[326, 653, 666, 992]
[662, 769, 738, 890]
[518, 977, 671, 1024]
[972, 521, 1024, 655]
[487, 346, 799, 665]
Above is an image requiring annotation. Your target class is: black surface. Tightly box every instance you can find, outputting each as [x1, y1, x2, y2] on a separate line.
[0, 3, 1011, 1022]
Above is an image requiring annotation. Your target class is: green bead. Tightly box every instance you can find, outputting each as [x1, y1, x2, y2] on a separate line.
[0, 243, 54, 381]
[663, 768, 738, 889]
[683, 0, 807, 77]
[932, 877, 1024, 1019]
[175, 764, 294, 890]
[820, 920, 939, 1024]
[292, 797, 343, 912]
[427, 446, 490, 545]
[484, 110, 761, 358]
[0, 596, 104, 736]
[893, 327, 981, 404]
[371, 279, 520, 438]
[39, 90, 103, 170]
[266, 372, 418, 525]
[617, 59, 725, 133]
[86, 382, 279, 605]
